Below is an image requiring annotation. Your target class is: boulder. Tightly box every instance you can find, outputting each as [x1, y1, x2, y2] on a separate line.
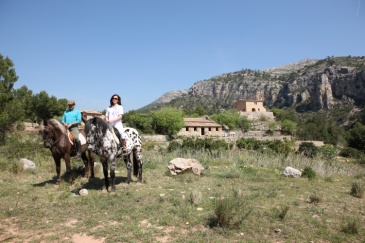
[19, 158, 35, 170]
[168, 158, 204, 175]
[283, 166, 302, 178]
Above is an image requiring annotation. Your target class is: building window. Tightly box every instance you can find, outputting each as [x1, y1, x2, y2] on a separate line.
[185, 127, 189, 131]
[194, 127, 197, 131]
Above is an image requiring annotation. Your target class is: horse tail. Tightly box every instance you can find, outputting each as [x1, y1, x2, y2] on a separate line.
[132, 151, 138, 177]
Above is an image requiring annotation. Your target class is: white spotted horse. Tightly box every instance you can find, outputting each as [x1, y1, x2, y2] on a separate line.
[38, 118, 95, 185]
[84, 116, 143, 192]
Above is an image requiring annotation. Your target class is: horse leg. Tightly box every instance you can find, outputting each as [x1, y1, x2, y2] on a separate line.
[64, 154, 72, 185]
[53, 156, 62, 185]
[134, 148, 143, 183]
[110, 158, 116, 191]
[81, 152, 90, 178]
[89, 150, 95, 178]
[101, 157, 109, 191]
[123, 154, 132, 184]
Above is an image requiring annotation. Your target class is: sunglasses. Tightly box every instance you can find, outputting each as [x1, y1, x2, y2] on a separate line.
[112, 97, 119, 100]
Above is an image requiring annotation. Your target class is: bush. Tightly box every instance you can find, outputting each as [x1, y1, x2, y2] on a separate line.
[181, 137, 229, 153]
[341, 220, 359, 235]
[302, 166, 316, 180]
[317, 144, 337, 160]
[272, 205, 290, 221]
[340, 147, 364, 159]
[298, 142, 318, 158]
[208, 195, 251, 229]
[350, 181, 364, 198]
[167, 141, 182, 152]
[236, 138, 261, 151]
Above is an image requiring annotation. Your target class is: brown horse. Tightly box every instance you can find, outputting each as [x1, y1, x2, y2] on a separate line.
[39, 118, 95, 185]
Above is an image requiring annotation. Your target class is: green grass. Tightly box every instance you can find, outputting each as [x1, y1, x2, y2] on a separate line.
[0, 132, 364, 242]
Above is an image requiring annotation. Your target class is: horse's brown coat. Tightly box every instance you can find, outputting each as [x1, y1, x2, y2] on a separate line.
[39, 118, 95, 185]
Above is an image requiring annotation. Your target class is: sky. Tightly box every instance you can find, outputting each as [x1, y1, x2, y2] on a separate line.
[1, 0, 364, 112]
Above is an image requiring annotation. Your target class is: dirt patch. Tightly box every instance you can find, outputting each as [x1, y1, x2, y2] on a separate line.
[72, 233, 105, 243]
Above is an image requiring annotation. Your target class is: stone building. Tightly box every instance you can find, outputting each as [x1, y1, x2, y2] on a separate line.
[233, 99, 267, 112]
[178, 116, 222, 137]
[233, 99, 274, 120]
[81, 110, 104, 122]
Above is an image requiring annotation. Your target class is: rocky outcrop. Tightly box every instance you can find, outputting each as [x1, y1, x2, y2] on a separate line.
[141, 56, 365, 113]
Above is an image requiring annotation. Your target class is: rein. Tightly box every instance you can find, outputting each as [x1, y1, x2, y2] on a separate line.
[50, 133, 66, 147]
[43, 125, 67, 148]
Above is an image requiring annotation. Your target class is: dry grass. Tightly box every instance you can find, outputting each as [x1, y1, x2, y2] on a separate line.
[0, 133, 364, 242]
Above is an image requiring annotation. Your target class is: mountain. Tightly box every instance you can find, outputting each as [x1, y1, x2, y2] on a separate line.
[139, 56, 365, 117]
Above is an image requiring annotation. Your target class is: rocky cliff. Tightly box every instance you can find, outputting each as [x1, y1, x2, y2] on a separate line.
[141, 56, 365, 114]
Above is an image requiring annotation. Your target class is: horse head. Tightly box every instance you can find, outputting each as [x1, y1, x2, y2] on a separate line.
[39, 119, 53, 148]
[38, 118, 67, 149]
[85, 117, 104, 151]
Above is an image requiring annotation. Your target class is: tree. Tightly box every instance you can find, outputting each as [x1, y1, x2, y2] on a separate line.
[31, 91, 66, 121]
[280, 119, 296, 136]
[297, 114, 345, 145]
[0, 54, 23, 143]
[13, 85, 34, 121]
[348, 123, 365, 152]
[152, 107, 184, 137]
[210, 109, 249, 131]
[124, 111, 154, 134]
[193, 106, 206, 117]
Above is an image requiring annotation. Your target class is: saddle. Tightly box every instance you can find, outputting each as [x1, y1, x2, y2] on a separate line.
[67, 131, 77, 156]
[67, 130, 75, 145]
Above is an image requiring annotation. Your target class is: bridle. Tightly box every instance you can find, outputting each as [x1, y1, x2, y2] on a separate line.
[43, 126, 66, 148]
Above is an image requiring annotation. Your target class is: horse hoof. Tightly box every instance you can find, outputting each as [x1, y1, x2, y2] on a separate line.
[136, 182, 143, 186]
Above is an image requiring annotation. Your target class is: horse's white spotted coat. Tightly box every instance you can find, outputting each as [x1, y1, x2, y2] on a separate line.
[85, 117, 143, 191]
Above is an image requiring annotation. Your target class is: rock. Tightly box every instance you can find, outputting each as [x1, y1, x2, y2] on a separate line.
[19, 158, 35, 170]
[79, 189, 88, 196]
[168, 158, 205, 175]
[283, 166, 302, 178]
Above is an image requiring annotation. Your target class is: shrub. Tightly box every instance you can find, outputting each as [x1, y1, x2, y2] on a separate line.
[298, 142, 318, 158]
[339, 147, 363, 159]
[208, 190, 252, 229]
[167, 141, 182, 152]
[208, 197, 249, 229]
[272, 205, 290, 221]
[350, 181, 364, 198]
[341, 220, 359, 235]
[309, 195, 321, 205]
[236, 138, 261, 151]
[188, 190, 202, 205]
[143, 141, 158, 151]
[302, 166, 316, 180]
[317, 144, 337, 160]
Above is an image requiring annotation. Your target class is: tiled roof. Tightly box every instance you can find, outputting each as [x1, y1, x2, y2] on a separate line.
[183, 116, 221, 127]
[82, 110, 102, 115]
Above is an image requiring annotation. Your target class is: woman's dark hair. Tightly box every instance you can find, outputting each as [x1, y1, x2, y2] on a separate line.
[109, 94, 122, 107]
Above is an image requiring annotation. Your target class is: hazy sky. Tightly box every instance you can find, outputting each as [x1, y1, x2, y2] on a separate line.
[1, 0, 364, 112]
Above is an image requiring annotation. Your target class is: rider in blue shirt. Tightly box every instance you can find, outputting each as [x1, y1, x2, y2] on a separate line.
[61, 100, 82, 158]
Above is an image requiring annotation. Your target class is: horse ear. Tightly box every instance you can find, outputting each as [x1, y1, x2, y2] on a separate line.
[38, 120, 45, 134]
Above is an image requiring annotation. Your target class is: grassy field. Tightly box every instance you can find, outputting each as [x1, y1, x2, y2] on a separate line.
[0, 133, 364, 242]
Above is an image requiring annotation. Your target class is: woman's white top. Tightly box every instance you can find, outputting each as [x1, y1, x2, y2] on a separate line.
[106, 104, 124, 134]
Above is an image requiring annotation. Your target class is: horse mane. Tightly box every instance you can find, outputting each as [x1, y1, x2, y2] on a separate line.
[85, 116, 109, 135]
[48, 118, 67, 133]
